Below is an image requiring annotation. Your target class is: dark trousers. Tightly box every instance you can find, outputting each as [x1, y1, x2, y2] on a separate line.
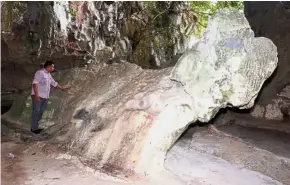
[31, 96, 47, 131]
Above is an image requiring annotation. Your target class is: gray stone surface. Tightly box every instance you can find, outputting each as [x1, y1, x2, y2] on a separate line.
[1, 1, 196, 105]
[166, 138, 283, 185]
[265, 102, 284, 121]
[250, 85, 290, 120]
[171, 9, 278, 122]
[3, 9, 278, 179]
[165, 125, 290, 185]
[250, 105, 265, 119]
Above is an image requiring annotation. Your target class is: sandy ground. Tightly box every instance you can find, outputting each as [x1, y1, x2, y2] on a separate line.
[1, 137, 147, 185]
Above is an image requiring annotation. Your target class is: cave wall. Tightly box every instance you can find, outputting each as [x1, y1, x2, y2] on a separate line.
[1, 1, 194, 69]
[1, 1, 86, 102]
[1, 1, 195, 107]
[244, 2, 290, 105]
[2, 1, 289, 110]
[2, 9, 279, 177]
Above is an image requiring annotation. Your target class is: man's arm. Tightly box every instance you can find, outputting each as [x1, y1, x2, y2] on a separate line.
[50, 75, 70, 91]
[33, 84, 39, 96]
[32, 71, 42, 103]
[55, 84, 65, 91]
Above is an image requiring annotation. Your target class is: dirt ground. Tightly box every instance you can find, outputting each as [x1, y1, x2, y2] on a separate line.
[1, 136, 146, 185]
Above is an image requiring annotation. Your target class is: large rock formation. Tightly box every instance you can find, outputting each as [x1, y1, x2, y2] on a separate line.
[170, 9, 277, 121]
[1, 1, 196, 107]
[3, 9, 278, 179]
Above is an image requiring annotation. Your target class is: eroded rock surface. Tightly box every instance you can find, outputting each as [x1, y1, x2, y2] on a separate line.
[250, 85, 290, 120]
[1, 1, 198, 109]
[3, 9, 278, 178]
[170, 9, 278, 121]
[165, 125, 289, 185]
[244, 2, 290, 104]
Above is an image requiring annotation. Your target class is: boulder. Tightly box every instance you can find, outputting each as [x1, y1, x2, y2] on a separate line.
[171, 9, 278, 121]
[251, 105, 266, 119]
[265, 103, 284, 121]
[3, 9, 278, 179]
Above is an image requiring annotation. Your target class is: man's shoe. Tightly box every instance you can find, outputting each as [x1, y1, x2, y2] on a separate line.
[31, 129, 44, 134]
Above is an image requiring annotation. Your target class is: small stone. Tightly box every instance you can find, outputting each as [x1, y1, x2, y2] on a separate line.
[7, 153, 15, 159]
[278, 85, 290, 99]
[265, 104, 283, 120]
[250, 105, 265, 119]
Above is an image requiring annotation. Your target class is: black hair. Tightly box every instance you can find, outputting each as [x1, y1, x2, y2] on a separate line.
[44, 61, 54, 68]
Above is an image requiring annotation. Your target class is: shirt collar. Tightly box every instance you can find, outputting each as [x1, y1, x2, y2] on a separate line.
[43, 68, 49, 73]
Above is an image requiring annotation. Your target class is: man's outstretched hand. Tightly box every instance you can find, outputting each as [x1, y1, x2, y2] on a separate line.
[56, 84, 71, 92]
[62, 85, 71, 92]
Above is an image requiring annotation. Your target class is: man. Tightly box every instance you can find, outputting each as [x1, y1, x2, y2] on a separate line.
[31, 61, 70, 134]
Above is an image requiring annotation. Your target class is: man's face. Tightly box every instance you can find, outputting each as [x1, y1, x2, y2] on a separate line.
[46, 64, 55, 72]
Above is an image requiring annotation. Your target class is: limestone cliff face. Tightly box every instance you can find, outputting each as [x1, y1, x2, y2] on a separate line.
[1, 1, 195, 105]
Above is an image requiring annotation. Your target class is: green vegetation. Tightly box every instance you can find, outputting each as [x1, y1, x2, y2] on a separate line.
[192, 1, 243, 36]
[130, 1, 243, 67]
[141, 1, 243, 37]
[68, 7, 77, 19]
